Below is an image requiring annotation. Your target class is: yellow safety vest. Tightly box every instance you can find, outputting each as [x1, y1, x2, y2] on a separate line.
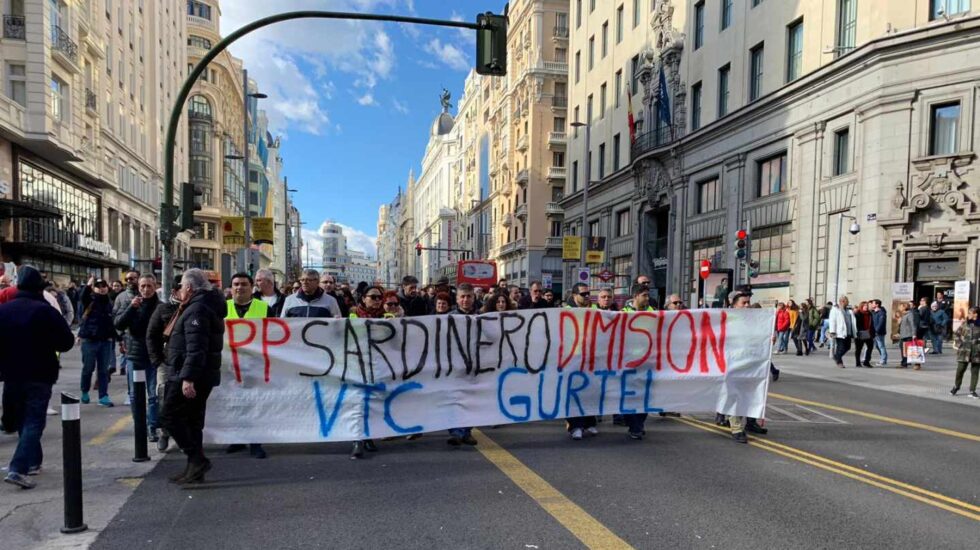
[621, 305, 655, 313]
[349, 312, 359, 319]
[226, 299, 269, 319]
[564, 303, 598, 309]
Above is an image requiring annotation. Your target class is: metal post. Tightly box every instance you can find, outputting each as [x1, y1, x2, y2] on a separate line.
[60, 392, 87, 534]
[582, 122, 591, 267]
[834, 213, 844, 301]
[241, 68, 252, 274]
[131, 369, 149, 462]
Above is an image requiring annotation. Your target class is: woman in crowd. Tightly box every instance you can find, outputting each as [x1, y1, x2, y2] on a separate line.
[78, 278, 118, 407]
[348, 285, 386, 459]
[898, 301, 917, 369]
[434, 292, 451, 314]
[789, 301, 804, 356]
[853, 301, 874, 367]
[774, 303, 790, 354]
[381, 290, 404, 318]
[482, 291, 515, 314]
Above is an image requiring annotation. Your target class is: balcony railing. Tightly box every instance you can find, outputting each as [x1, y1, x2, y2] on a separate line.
[631, 125, 673, 159]
[553, 26, 568, 39]
[85, 88, 97, 112]
[515, 203, 527, 220]
[502, 213, 514, 227]
[546, 236, 563, 249]
[3, 15, 25, 39]
[516, 169, 529, 185]
[545, 202, 564, 216]
[548, 131, 567, 145]
[52, 25, 78, 64]
[547, 166, 567, 179]
[542, 61, 568, 73]
[551, 96, 567, 109]
[516, 134, 528, 151]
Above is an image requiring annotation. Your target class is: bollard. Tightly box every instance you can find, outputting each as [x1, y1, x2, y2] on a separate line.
[132, 369, 150, 463]
[60, 392, 87, 534]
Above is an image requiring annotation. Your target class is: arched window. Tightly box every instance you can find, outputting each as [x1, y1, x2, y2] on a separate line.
[188, 95, 211, 118]
[188, 95, 214, 206]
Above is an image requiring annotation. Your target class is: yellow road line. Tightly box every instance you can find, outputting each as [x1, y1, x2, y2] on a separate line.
[89, 416, 132, 446]
[472, 429, 634, 550]
[674, 417, 980, 522]
[768, 392, 980, 443]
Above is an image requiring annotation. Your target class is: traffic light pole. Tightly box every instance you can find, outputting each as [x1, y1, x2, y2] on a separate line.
[159, 10, 503, 299]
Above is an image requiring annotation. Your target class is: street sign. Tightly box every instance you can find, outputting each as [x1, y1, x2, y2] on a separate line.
[222, 216, 245, 246]
[699, 260, 712, 280]
[598, 269, 614, 282]
[562, 236, 582, 261]
[252, 217, 274, 244]
[585, 236, 606, 264]
[576, 267, 590, 284]
[541, 273, 553, 289]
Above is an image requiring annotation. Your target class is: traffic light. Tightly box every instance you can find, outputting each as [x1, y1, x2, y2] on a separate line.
[747, 259, 760, 279]
[734, 229, 749, 260]
[476, 12, 508, 76]
[416, 242, 423, 257]
[699, 259, 712, 280]
[180, 182, 204, 231]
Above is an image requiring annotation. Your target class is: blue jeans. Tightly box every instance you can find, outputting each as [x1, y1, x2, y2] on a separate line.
[81, 340, 113, 398]
[820, 320, 830, 344]
[931, 332, 943, 354]
[4, 381, 52, 475]
[448, 427, 472, 439]
[776, 331, 789, 352]
[873, 335, 888, 364]
[806, 328, 816, 352]
[126, 359, 159, 431]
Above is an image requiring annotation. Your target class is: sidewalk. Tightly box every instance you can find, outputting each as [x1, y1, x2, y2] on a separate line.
[1, 348, 159, 550]
[771, 343, 979, 407]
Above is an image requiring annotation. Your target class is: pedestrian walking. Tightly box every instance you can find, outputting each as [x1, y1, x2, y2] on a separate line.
[725, 286, 769, 444]
[917, 297, 932, 351]
[775, 303, 790, 354]
[159, 269, 226, 485]
[818, 301, 833, 348]
[929, 302, 949, 355]
[223, 273, 269, 459]
[114, 274, 162, 442]
[805, 300, 820, 355]
[950, 306, 980, 398]
[146, 276, 182, 453]
[897, 302, 917, 369]
[853, 301, 874, 368]
[281, 269, 342, 318]
[871, 299, 889, 366]
[0, 266, 75, 489]
[789, 301, 805, 356]
[447, 284, 480, 447]
[828, 296, 857, 368]
[78, 277, 119, 406]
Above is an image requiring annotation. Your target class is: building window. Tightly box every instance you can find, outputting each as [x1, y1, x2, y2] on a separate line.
[613, 133, 621, 171]
[588, 36, 594, 70]
[575, 51, 581, 82]
[555, 47, 567, 62]
[191, 247, 216, 270]
[698, 178, 721, 213]
[786, 19, 804, 82]
[930, 102, 960, 156]
[931, 0, 970, 19]
[598, 142, 606, 178]
[836, 0, 857, 55]
[691, 82, 702, 130]
[833, 128, 850, 175]
[601, 21, 608, 58]
[614, 70, 622, 108]
[616, 5, 624, 43]
[753, 224, 792, 274]
[576, 0, 582, 27]
[553, 116, 566, 132]
[187, 0, 211, 20]
[749, 43, 764, 102]
[6, 64, 26, 107]
[188, 35, 212, 49]
[615, 209, 631, 237]
[587, 94, 593, 121]
[588, 220, 600, 238]
[50, 76, 66, 122]
[718, 64, 730, 117]
[613, 255, 633, 295]
[721, 0, 733, 30]
[600, 83, 607, 118]
[694, 2, 705, 49]
[757, 153, 787, 197]
[572, 160, 579, 192]
[632, 0, 640, 27]
[752, 0, 764, 6]
[553, 151, 565, 167]
[630, 55, 639, 93]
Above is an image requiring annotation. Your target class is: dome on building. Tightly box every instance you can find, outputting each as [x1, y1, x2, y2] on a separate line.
[431, 111, 455, 136]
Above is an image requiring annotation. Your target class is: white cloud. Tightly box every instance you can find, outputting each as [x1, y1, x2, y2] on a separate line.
[423, 38, 469, 71]
[357, 93, 377, 106]
[314, 220, 378, 259]
[301, 228, 324, 268]
[392, 98, 409, 114]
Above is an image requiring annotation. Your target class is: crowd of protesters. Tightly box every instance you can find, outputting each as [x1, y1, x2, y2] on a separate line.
[3, 262, 979, 490]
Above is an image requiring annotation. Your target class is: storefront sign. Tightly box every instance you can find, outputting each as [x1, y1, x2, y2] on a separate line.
[585, 237, 606, 264]
[915, 260, 962, 280]
[222, 217, 245, 246]
[252, 217, 274, 245]
[953, 280, 971, 333]
[562, 236, 582, 261]
[77, 235, 116, 257]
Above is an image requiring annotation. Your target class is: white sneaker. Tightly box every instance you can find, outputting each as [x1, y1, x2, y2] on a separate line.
[570, 428, 583, 440]
[586, 426, 599, 436]
[123, 396, 131, 406]
[46, 408, 57, 416]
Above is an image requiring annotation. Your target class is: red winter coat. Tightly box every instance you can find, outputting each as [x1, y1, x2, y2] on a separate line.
[775, 309, 791, 332]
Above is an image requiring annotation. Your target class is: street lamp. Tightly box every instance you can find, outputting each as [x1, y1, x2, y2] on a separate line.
[240, 67, 267, 274]
[833, 212, 860, 300]
[570, 121, 591, 275]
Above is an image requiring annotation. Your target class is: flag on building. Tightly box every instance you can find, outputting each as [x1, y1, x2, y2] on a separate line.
[658, 66, 672, 129]
[626, 82, 636, 144]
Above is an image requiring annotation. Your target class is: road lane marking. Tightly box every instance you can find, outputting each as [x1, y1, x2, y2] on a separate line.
[792, 404, 846, 424]
[766, 404, 811, 422]
[472, 429, 634, 550]
[674, 417, 980, 522]
[89, 416, 132, 446]
[769, 392, 980, 442]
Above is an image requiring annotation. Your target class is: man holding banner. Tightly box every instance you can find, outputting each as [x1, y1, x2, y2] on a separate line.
[224, 273, 268, 460]
[565, 282, 599, 440]
[447, 284, 480, 446]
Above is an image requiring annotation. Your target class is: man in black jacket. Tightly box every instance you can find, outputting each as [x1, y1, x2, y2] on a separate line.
[159, 269, 226, 484]
[0, 266, 75, 489]
[397, 275, 428, 317]
[115, 274, 161, 442]
[146, 276, 181, 452]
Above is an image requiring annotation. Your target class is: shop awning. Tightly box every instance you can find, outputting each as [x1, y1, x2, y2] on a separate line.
[0, 198, 62, 219]
[3, 241, 130, 269]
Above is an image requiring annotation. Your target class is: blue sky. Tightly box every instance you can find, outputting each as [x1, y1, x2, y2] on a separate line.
[220, 0, 503, 265]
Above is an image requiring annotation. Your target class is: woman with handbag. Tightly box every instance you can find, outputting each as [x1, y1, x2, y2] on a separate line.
[854, 301, 874, 367]
[898, 302, 917, 368]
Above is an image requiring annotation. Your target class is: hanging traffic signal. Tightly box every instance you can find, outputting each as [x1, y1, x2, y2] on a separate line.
[476, 12, 508, 76]
[416, 242, 423, 257]
[699, 259, 712, 280]
[180, 182, 204, 231]
[748, 259, 760, 279]
[735, 229, 749, 260]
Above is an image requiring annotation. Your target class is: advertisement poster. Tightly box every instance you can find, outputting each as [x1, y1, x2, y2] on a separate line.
[585, 236, 606, 264]
[222, 217, 245, 246]
[890, 282, 914, 340]
[457, 260, 497, 288]
[252, 217, 274, 245]
[562, 236, 581, 261]
[952, 280, 971, 333]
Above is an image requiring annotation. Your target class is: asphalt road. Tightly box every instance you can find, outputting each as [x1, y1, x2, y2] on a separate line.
[91, 372, 979, 550]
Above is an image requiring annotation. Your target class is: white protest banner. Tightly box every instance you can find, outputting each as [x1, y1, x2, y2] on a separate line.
[205, 308, 774, 443]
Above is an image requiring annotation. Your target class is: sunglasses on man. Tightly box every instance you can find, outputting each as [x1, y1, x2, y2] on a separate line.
[578, 292, 590, 298]
[365, 294, 382, 300]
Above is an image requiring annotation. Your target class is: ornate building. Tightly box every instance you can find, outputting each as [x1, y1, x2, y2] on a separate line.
[562, 0, 980, 307]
